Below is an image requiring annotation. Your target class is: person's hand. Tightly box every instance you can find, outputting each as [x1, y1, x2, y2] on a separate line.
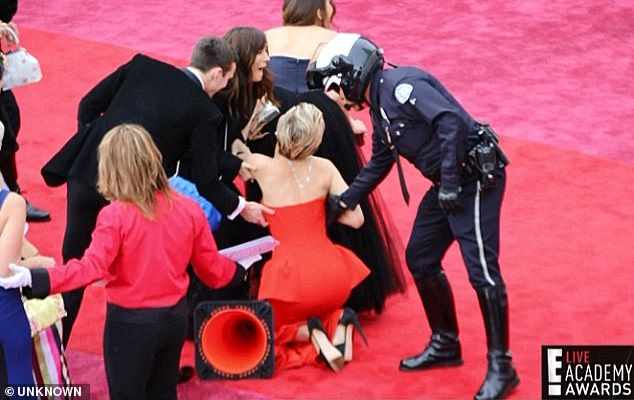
[326, 194, 348, 226]
[241, 98, 266, 141]
[349, 118, 366, 135]
[0, 22, 18, 46]
[438, 186, 462, 215]
[324, 88, 344, 107]
[238, 161, 256, 181]
[240, 201, 275, 227]
[349, 117, 367, 146]
[0, 264, 33, 289]
[231, 139, 250, 157]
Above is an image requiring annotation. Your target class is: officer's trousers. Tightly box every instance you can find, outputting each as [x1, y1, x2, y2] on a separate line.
[405, 170, 506, 288]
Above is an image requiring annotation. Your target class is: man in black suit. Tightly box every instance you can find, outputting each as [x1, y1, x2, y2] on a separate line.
[41, 36, 273, 346]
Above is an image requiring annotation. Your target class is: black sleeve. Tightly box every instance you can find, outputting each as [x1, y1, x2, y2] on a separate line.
[409, 80, 469, 189]
[22, 268, 51, 299]
[190, 113, 241, 216]
[77, 55, 139, 129]
[217, 150, 242, 180]
[224, 264, 247, 289]
[341, 117, 395, 208]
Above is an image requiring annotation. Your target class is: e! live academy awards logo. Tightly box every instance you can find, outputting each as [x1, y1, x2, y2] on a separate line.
[542, 346, 633, 399]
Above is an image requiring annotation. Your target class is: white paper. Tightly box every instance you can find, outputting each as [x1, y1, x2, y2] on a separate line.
[236, 254, 262, 270]
[218, 235, 280, 262]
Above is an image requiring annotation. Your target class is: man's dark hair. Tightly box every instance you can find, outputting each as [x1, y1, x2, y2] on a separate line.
[190, 36, 236, 74]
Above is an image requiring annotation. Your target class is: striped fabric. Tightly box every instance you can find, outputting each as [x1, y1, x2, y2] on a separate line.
[23, 294, 71, 399]
[31, 321, 72, 399]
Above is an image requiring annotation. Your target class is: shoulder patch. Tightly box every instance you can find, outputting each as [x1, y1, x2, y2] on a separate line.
[394, 83, 414, 104]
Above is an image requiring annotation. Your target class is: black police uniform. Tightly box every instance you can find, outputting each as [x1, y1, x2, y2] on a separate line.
[339, 66, 519, 399]
[341, 66, 506, 289]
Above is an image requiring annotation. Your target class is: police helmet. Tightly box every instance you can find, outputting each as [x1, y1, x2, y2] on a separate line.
[306, 33, 384, 104]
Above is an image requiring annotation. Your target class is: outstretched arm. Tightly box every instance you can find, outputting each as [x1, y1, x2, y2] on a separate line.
[231, 145, 275, 226]
[190, 211, 246, 289]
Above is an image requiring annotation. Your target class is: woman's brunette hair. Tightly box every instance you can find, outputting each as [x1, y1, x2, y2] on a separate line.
[223, 27, 277, 120]
[282, 0, 336, 28]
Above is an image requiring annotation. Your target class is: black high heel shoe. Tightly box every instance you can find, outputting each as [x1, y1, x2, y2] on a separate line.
[332, 308, 368, 362]
[307, 316, 345, 372]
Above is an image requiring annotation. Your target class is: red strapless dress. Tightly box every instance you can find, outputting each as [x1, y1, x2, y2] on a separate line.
[257, 196, 369, 369]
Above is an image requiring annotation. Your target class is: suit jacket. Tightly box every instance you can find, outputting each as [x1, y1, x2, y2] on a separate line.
[41, 54, 242, 216]
[0, 0, 17, 23]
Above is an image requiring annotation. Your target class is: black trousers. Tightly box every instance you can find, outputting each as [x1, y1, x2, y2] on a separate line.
[104, 298, 188, 400]
[0, 90, 21, 190]
[405, 170, 506, 288]
[60, 179, 109, 346]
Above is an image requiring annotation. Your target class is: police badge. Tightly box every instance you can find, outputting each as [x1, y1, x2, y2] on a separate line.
[394, 83, 414, 104]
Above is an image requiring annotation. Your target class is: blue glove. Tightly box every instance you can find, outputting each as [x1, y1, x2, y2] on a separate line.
[438, 186, 462, 215]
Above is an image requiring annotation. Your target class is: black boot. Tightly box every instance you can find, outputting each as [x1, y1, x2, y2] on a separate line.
[26, 202, 51, 222]
[399, 271, 463, 371]
[474, 286, 520, 400]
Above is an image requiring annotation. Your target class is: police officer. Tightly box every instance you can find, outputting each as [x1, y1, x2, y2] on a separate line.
[307, 33, 518, 400]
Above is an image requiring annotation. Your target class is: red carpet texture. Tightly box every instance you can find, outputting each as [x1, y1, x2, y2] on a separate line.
[10, 1, 634, 399]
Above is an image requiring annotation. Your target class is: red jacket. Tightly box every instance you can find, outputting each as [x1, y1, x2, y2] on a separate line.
[41, 191, 238, 308]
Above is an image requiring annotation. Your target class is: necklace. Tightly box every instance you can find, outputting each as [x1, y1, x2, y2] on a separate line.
[287, 157, 313, 190]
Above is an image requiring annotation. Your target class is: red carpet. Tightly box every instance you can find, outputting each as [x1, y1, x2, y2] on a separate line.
[11, 1, 634, 399]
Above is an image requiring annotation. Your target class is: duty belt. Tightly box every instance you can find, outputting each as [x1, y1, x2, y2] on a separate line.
[426, 168, 479, 188]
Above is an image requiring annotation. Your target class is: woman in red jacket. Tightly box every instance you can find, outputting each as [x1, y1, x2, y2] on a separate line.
[2, 124, 245, 400]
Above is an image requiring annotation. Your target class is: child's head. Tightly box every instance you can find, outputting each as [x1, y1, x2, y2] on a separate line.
[276, 102, 325, 160]
[97, 124, 170, 218]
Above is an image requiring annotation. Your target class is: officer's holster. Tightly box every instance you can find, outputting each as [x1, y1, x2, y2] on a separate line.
[466, 123, 509, 191]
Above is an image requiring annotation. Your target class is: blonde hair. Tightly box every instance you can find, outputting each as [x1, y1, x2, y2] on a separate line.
[97, 124, 171, 219]
[276, 103, 324, 160]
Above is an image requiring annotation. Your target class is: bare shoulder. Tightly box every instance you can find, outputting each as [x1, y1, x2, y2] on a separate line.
[312, 156, 337, 173]
[249, 152, 272, 166]
[265, 27, 287, 45]
[248, 153, 273, 175]
[265, 26, 284, 36]
[315, 27, 338, 41]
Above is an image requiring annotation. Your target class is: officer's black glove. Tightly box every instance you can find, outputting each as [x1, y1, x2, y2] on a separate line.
[438, 185, 462, 215]
[326, 194, 348, 226]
